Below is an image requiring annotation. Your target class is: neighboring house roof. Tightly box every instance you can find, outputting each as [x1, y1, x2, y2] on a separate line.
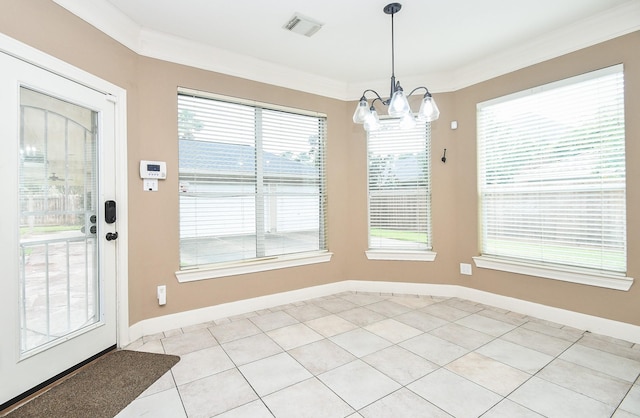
[393, 155, 423, 183]
[179, 139, 317, 177]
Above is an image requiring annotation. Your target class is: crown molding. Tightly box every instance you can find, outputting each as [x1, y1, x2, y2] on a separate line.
[53, 0, 640, 101]
[445, 0, 640, 93]
[137, 29, 348, 100]
[52, 0, 141, 50]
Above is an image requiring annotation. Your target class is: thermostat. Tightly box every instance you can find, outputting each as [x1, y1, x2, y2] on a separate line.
[140, 160, 167, 179]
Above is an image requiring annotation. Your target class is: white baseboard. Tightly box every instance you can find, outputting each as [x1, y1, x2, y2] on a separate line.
[344, 281, 640, 344]
[123, 280, 640, 346]
[125, 281, 352, 345]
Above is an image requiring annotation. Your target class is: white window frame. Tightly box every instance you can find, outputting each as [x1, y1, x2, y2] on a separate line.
[474, 65, 633, 291]
[175, 88, 331, 282]
[365, 117, 436, 262]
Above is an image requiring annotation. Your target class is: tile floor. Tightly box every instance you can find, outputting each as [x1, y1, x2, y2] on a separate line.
[117, 292, 640, 418]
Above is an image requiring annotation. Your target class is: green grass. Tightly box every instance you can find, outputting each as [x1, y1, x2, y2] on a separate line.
[484, 238, 625, 270]
[370, 228, 426, 243]
[20, 225, 78, 234]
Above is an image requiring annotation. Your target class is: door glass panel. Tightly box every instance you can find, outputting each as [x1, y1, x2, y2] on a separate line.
[19, 87, 99, 355]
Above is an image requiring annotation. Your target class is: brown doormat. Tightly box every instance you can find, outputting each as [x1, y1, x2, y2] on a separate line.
[6, 350, 180, 418]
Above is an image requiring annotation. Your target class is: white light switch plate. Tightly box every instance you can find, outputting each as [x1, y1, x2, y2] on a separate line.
[143, 179, 158, 191]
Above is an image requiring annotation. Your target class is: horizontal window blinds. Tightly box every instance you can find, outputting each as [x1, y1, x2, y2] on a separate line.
[178, 93, 327, 268]
[477, 65, 626, 273]
[368, 118, 432, 250]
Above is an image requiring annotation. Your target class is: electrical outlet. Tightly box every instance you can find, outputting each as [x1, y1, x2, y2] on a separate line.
[460, 263, 472, 275]
[157, 285, 166, 305]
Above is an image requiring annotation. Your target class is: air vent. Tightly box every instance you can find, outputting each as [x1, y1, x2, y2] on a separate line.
[283, 13, 323, 37]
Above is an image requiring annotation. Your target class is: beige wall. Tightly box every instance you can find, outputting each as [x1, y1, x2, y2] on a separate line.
[128, 57, 351, 324]
[451, 33, 640, 324]
[347, 32, 640, 325]
[2, 0, 638, 327]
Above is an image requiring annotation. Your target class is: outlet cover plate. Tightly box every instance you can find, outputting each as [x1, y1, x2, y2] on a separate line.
[460, 263, 472, 275]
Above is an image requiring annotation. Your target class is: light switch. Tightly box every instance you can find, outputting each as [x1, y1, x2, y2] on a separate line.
[143, 179, 158, 192]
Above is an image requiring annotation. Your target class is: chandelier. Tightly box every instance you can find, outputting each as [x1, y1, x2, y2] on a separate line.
[352, 3, 440, 131]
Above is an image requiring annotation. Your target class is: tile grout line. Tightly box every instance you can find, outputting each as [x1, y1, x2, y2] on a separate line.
[609, 368, 640, 416]
[127, 291, 640, 417]
[168, 365, 190, 417]
[162, 294, 509, 416]
[408, 303, 525, 416]
[530, 330, 635, 415]
[208, 322, 276, 417]
[305, 293, 445, 416]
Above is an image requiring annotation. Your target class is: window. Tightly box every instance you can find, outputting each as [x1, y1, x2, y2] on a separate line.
[367, 118, 434, 260]
[177, 90, 327, 272]
[476, 65, 630, 289]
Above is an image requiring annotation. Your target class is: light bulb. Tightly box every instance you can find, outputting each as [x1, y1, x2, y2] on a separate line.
[399, 113, 416, 129]
[352, 99, 369, 124]
[388, 88, 411, 117]
[418, 94, 440, 122]
[364, 108, 382, 131]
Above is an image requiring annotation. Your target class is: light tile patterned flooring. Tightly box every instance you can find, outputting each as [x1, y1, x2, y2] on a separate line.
[117, 292, 640, 418]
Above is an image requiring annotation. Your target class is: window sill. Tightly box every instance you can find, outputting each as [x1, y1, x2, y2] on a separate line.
[366, 250, 437, 262]
[175, 251, 333, 283]
[472, 255, 633, 291]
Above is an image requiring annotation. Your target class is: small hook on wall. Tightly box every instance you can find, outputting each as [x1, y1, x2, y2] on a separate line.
[441, 148, 447, 163]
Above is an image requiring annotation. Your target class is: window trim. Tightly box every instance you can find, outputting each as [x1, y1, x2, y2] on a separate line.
[366, 250, 437, 262]
[175, 251, 333, 283]
[366, 117, 434, 259]
[475, 65, 631, 289]
[178, 87, 326, 118]
[473, 255, 633, 291]
[177, 87, 328, 272]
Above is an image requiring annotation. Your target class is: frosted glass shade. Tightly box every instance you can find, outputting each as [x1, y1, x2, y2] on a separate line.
[388, 89, 410, 117]
[364, 108, 382, 131]
[399, 112, 416, 129]
[418, 94, 440, 121]
[353, 99, 369, 124]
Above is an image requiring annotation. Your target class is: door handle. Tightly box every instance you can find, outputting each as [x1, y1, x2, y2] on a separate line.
[106, 232, 118, 241]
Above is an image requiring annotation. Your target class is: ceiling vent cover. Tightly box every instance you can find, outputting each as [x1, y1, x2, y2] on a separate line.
[283, 13, 323, 37]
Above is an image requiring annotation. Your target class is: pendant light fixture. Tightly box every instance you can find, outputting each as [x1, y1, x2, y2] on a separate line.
[353, 3, 440, 131]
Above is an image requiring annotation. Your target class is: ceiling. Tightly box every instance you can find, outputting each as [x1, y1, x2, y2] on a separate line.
[53, 0, 639, 100]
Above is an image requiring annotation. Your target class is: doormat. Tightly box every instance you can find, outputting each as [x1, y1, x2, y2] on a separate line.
[6, 350, 180, 418]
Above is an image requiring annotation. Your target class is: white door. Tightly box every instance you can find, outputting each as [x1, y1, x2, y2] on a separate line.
[0, 51, 118, 405]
